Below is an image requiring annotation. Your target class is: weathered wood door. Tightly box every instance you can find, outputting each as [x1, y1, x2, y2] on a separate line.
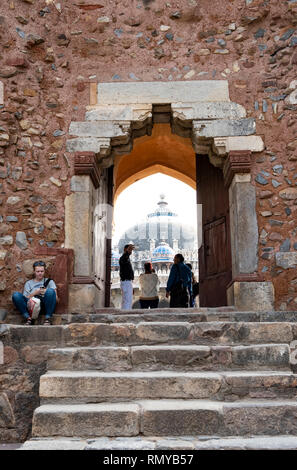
[105, 165, 114, 307]
[196, 155, 232, 307]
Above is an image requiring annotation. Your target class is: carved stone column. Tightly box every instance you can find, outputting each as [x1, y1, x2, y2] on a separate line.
[64, 152, 100, 312]
[224, 151, 274, 311]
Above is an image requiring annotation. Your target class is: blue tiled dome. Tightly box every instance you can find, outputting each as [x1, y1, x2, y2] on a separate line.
[152, 242, 174, 263]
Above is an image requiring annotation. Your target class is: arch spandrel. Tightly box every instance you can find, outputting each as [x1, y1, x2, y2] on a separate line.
[114, 164, 196, 203]
[113, 123, 196, 199]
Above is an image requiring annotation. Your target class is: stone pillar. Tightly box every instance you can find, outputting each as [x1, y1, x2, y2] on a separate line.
[65, 152, 100, 312]
[223, 151, 274, 311]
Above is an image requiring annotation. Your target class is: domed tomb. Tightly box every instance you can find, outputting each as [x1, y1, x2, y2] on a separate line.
[118, 194, 196, 253]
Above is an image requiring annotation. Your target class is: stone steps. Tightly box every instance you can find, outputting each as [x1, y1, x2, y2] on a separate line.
[47, 343, 291, 371]
[39, 370, 297, 402]
[17, 309, 297, 449]
[5, 321, 296, 347]
[32, 400, 297, 438]
[5, 309, 297, 326]
[20, 435, 297, 450]
[63, 321, 296, 347]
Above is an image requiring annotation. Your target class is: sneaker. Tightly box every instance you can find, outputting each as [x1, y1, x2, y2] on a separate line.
[43, 318, 52, 325]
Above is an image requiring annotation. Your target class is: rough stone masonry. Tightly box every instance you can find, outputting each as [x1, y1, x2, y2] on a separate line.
[0, 0, 296, 312]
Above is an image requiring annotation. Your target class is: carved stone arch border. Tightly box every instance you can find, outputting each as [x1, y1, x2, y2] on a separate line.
[65, 80, 274, 312]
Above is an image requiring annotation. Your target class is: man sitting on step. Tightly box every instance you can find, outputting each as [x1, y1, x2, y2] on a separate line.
[12, 260, 57, 326]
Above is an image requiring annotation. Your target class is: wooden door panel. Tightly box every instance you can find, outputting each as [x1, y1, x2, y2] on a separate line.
[196, 155, 232, 307]
[204, 217, 228, 276]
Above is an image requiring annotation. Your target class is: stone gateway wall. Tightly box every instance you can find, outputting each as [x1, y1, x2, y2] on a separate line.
[0, 0, 297, 312]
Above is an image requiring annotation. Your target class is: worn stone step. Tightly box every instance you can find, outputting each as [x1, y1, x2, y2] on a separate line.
[69, 310, 297, 324]
[39, 370, 297, 402]
[47, 343, 291, 372]
[5, 309, 297, 326]
[32, 403, 140, 438]
[63, 321, 296, 347]
[131, 343, 291, 371]
[140, 399, 297, 436]
[3, 321, 297, 348]
[20, 435, 297, 450]
[47, 346, 132, 371]
[32, 400, 297, 438]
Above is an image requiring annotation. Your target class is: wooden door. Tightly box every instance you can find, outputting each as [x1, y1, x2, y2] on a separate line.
[105, 165, 114, 307]
[196, 155, 232, 307]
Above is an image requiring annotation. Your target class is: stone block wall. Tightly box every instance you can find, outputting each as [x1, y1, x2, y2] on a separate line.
[0, 0, 296, 310]
[0, 324, 64, 442]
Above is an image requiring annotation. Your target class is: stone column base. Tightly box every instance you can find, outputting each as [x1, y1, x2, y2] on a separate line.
[68, 284, 96, 313]
[227, 281, 275, 311]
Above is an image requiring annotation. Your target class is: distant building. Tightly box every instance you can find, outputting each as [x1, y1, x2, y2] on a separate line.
[111, 195, 198, 308]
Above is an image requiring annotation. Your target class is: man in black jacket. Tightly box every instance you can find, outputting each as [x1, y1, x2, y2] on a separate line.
[119, 244, 135, 309]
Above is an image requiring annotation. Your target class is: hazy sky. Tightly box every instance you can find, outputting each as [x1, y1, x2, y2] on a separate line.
[112, 173, 197, 246]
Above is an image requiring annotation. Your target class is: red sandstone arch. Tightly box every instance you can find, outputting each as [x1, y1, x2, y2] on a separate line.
[113, 123, 196, 201]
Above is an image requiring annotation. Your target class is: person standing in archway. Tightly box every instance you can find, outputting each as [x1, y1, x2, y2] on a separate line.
[139, 262, 160, 309]
[166, 254, 192, 308]
[119, 244, 135, 309]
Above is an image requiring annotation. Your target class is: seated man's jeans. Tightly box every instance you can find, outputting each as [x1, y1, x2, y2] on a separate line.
[12, 288, 56, 320]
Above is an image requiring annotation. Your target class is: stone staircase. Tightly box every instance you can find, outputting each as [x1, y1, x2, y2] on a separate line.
[20, 308, 297, 450]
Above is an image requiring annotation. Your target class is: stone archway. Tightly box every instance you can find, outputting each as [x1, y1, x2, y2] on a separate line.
[65, 80, 274, 312]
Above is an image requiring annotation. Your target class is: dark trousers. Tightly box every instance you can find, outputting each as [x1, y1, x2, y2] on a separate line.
[12, 288, 56, 319]
[170, 289, 189, 308]
[140, 298, 159, 309]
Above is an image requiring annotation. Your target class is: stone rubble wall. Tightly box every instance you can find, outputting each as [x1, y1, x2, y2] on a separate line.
[0, 0, 296, 311]
[0, 324, 62, 442]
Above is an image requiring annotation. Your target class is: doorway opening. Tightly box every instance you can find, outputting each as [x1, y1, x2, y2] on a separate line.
[104, 121, 232, 309]
[66, 80, 271, 313]
[111, 174, 199, 309]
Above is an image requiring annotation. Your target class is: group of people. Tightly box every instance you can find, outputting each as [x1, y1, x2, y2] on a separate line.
[120, 243, 199, 310]
[11, 243, 199, 325]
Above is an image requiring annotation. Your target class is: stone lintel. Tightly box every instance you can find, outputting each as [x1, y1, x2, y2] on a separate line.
[193, 118, 256, 139]
[223, 150, 252, 188]
[69, 121, 128, 138]
[172, 101, 246, 122]
[97, 80, 230, 105]
[213, 136, 265, 156]
[86, 104, 152, 122]
[66, 137, 111, 155]
[74, 152, 101, 189]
